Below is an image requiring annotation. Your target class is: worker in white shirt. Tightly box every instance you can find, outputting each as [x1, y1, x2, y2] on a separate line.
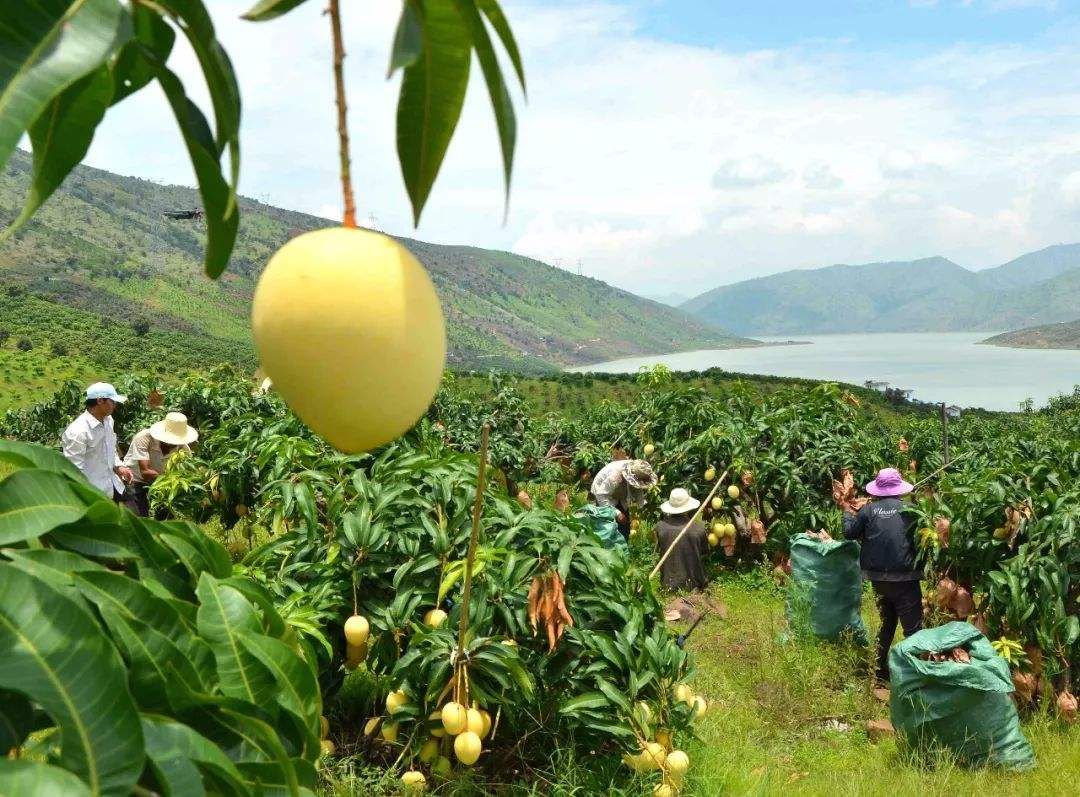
[61, 382, 133, 499]
[122, 412, 198, 516]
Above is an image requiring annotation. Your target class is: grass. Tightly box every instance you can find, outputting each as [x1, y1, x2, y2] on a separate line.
[314, 571, 1079, 796]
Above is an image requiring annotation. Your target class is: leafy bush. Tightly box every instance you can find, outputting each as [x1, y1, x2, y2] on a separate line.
[0, 441, 321, 795]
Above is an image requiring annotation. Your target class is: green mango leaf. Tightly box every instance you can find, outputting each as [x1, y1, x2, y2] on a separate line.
[477, 0, 525, 92]
[238, 631, 321, 757]
[48, 498, 137, 560]
[396, 0, 471, 225]
[0, 440, 84, 479]
[0, 0, 130, 178]
[0, 469, 90, 546]
[241, 0, 312, 22]
[8, 66, 114, 233]
[150, 62, 238, 278]
[559, 691, 610, 715]
[0, 563, 144, 795]
[141, 714, 250, 797]
[110, 3, 176, 105]
[0, 761, 92, 797]
[196, 574, 277, 707]
[451, 0, 516, 213]
[387, 0, 423, 77]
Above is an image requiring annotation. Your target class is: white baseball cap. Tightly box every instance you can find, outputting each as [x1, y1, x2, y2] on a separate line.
[86, 382, 127, 403]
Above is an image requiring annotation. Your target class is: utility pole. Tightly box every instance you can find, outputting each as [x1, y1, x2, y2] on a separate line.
[939, 402, 950, 466]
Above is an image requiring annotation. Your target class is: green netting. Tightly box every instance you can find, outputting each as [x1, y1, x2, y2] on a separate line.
[787, 533, 868, 644]
[889, 621, 1036, 771]
[574, 504, 627, 553]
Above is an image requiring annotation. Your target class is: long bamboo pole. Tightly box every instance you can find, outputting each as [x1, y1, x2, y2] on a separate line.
[649, 468, 729, 580]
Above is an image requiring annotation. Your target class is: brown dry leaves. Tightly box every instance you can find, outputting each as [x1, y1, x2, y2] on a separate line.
[831, 469, 868, 514]
[527, 570, 573, 652]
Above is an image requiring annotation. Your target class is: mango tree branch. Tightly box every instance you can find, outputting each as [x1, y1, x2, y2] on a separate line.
[327, 0, 356, 227]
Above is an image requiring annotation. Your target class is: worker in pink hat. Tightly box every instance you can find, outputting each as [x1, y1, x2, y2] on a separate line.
[842, 467, 921, 685]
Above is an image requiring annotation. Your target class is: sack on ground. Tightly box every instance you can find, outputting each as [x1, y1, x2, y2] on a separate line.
[889, 621, 1036, 771]
[575, 504, 627, 552]
[787, 532, 868, 644]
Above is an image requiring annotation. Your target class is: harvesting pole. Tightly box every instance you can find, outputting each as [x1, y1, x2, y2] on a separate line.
[649, 469, 729, 581]
[939, 402, 950, 466]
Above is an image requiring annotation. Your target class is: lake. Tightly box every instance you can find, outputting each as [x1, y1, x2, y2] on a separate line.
[568, 332, 1080, 412]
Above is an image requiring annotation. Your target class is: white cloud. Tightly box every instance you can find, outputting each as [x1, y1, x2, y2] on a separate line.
[81, 1, 1080, 295]
[712, 155, 791, 189]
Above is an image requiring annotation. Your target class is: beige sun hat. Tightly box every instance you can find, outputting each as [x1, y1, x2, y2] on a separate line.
[660, 488, 700, 516]
[149, 412, 199, 446]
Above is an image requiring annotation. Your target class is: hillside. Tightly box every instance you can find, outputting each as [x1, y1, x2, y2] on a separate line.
[982, 319, 1080, 349]
[682, 245, 1080, 335]
[0, 150, 751, 399]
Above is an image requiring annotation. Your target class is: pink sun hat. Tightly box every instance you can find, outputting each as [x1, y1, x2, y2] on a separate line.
[865, 467, 914, 497]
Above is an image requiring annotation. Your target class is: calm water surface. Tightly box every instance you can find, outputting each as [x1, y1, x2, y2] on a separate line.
[569, 333, 1080, 411]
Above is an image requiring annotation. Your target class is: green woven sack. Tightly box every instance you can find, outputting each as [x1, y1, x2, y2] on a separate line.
[787, 533, 868, 645]
[574, 504, 627, 553]
[889, 621, 1036, 771]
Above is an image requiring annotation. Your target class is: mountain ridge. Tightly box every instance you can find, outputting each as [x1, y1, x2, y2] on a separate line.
[0, 150, 754, 382]
[682, 245, 1080, 335]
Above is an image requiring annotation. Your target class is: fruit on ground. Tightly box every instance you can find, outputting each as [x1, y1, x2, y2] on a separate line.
[344, 614, 370, 645]
[466, 707, 484, 736]
[727, 484, 740, 499]
[704, 467, 716, 481]
[644, 443, 655, 456]
[386, 689, 409, 714]
[693, 695, 707, 719]
[655, 728, 672, 750]
[381, 721, 400, 742]
[1057, 690, 1077, 722]
[654, 785, 673, 797]
[642, 741, 667, 770]
[419, 738, 440, 764]
[673, 683, 694, 705]
[666, 749, 689, 776]
[478, 709, 493, 739]
[319, 739, 335, 757]
[424, 608, 448, 629]
[401, 770, 427, 793]
[707, 532, 719, 547]
[631, 518, 640, 530]
[454, 731, 482, 765]
[251, 227, 446, 453]
[711, 497, 722, 510]
[320, 715, 329, 739]
[363, 717, 380, 737]
[428, 711, 446, 737]
[441, 702, 468, 735]
[432, 756, 452, 779]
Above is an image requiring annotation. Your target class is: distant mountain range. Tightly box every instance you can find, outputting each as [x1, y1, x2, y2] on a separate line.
[983, 319, 1080, 350]
[0, 150, 752, 378]
[682, 244, 1080, 335]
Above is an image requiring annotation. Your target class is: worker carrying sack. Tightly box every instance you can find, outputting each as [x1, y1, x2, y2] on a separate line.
[787, 532, 868, 644]
[889, 621, 1036, 771]
[575, 504, 627, 553]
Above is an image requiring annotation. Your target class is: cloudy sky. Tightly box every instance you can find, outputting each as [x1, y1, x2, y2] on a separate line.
[86, 0, 1080, 296]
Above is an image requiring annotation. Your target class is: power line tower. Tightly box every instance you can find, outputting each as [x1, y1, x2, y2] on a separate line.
[576, 258, 583, 276]
[367, 213, 379, 231]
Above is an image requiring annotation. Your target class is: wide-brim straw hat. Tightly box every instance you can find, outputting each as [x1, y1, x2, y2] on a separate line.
[660, 487, 700, 515]
[150, 412, 199, 446]
[623, 459, 657, 490]
[865, 467, 913, 497]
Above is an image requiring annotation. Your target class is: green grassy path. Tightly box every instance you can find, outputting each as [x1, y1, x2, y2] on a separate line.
[679, 575, 1079, 796]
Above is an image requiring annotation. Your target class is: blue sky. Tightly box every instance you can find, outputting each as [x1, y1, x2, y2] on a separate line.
[84, 1, 1080, 295]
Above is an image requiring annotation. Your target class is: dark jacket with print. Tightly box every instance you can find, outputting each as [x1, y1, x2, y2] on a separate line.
[842, 497, 919, 581]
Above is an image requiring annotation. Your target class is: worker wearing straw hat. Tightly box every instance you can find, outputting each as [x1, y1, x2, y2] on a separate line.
[655, 488, 710, 591]
[122, 412, 199, 517]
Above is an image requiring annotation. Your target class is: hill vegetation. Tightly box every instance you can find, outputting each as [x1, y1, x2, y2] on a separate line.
[683, 245, 1080, 335]
[983, 319, 1080, 350]
[0, 150, 752, 400]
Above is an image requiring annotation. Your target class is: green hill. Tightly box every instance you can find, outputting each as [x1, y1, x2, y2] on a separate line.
[0, 150, 753, 402]
[982, 319, 1080, 349]
[682, 246, 1080, 335]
